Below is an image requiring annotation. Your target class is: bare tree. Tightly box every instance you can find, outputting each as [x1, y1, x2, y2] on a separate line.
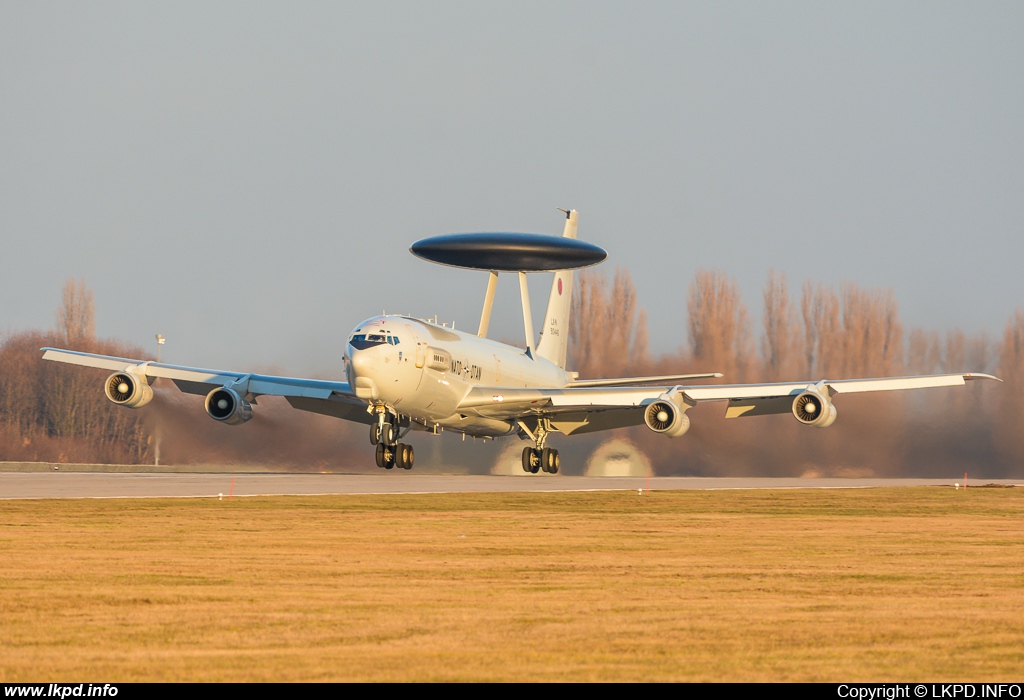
[800, 281, 839, 376]
[800, 281, 902, 377]
[965, 332, 992, 375]
[906, 329, 942, 374]
[0, 328, 151, 463]
[570, 268, 650, 378]
[570, 271, 610, 377]
[55, 277, 95, 347]
[838, 283, 902, 377]
[687, 269, 751, 380]
[994, 310, 1024, 463]
[761, 270, 802, 380]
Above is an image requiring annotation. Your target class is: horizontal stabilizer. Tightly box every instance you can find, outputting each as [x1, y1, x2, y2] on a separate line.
[569, 373, 723, 388]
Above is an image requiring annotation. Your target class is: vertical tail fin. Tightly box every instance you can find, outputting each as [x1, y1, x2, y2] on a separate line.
[535, 209, 578, 368]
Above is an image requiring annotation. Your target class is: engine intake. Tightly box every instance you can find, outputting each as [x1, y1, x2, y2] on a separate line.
[792, 390, 838, 428]
[104, 371, 153, 409]
[644, 394, 691, 438]
[205, 387, 253, 425]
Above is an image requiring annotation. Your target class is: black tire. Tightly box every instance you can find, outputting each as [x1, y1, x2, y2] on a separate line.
[403, 444, 414, 470]
[530, 449, 541, 474]
[375, 443, 386, 468]
[383, 445, 395, 469]
[522, 447, 533, 473]
[395, 443, 409, 470]
[550, 449, 560, 474]
[370, 423, 380, 446]
[541, 447, 553, 473]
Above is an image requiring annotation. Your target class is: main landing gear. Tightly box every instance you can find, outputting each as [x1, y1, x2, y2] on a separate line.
[522, 446, 559, 474]
[519, 421, 559, 474]
[376, 441, 414, 470]
[370, 410, 414, 470]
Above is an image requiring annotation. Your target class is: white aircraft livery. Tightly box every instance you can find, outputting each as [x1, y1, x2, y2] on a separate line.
[42, 210, 999, 472]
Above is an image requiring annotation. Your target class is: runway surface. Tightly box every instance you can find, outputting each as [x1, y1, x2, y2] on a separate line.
[1, 472, 1017, 499]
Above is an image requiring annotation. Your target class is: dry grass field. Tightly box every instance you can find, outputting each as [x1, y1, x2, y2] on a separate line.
[1, 487, 1022, 682]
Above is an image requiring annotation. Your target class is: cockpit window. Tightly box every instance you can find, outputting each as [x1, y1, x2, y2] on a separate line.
[349, 331, 394, 349]
[349, 327, 401, 349]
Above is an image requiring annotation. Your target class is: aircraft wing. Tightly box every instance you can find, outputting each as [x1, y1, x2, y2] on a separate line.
[40, 347, 374, 425]
[456, 372, 1000, 434]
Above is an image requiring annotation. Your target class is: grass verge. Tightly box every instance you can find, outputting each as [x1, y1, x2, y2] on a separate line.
[1, 487, 1022, 681]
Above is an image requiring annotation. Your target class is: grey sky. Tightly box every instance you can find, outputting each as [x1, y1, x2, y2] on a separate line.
[2, 2, 1021, 375]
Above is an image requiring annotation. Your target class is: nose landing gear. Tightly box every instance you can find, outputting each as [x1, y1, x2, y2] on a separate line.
[370, 408, 414, 470]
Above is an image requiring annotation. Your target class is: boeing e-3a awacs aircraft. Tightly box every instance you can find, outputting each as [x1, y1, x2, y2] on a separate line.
[42, 210, 998, 472]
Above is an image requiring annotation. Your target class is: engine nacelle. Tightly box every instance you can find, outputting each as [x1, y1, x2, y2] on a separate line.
[644, 393, 691, 438]
[104, 371, 153, 409]
[205, 387, 253, 426]
[792, 390, 838, 428]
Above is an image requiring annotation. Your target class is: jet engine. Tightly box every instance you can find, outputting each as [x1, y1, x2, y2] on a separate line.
[644, 393, 691, 438]
[205, 387, 253, 425]
[791, 390, 838, 428]
[103, 371, 153, 408]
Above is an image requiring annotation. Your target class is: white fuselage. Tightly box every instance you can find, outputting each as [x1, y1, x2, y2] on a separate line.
[346, 315, 568, 436]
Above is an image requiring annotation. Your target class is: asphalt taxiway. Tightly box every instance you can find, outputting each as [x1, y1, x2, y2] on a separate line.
[1, 472, 1017, 499]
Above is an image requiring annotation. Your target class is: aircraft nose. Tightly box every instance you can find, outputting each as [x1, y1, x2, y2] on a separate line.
[349, 348, 373, 377]
[347, 347, 381, 400]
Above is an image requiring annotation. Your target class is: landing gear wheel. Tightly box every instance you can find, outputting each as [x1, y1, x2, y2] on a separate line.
[375, 443, 386, 468]
[371, 422, 395, 447]
[522, 447, 533, 473]
[541, 447, 560, 474]
[396, 443, 414, 470]
[382, 445, 396, 469]
[530, 449, 541, 474]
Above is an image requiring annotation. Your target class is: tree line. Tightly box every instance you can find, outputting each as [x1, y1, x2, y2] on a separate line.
[0, 278, 362, 468]
[1, 275, 1020, 476]
[0, 279, 150, 463]
[570, 268, 1023, 477]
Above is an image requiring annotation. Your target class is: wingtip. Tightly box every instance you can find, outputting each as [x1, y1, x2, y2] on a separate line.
[965, 372, 1003, 383]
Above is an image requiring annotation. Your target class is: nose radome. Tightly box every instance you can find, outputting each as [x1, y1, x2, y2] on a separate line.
[349, 349, 374, 376]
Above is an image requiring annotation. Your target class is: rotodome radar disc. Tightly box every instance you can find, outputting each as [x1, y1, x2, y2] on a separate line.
[409, 232, 607, 272]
